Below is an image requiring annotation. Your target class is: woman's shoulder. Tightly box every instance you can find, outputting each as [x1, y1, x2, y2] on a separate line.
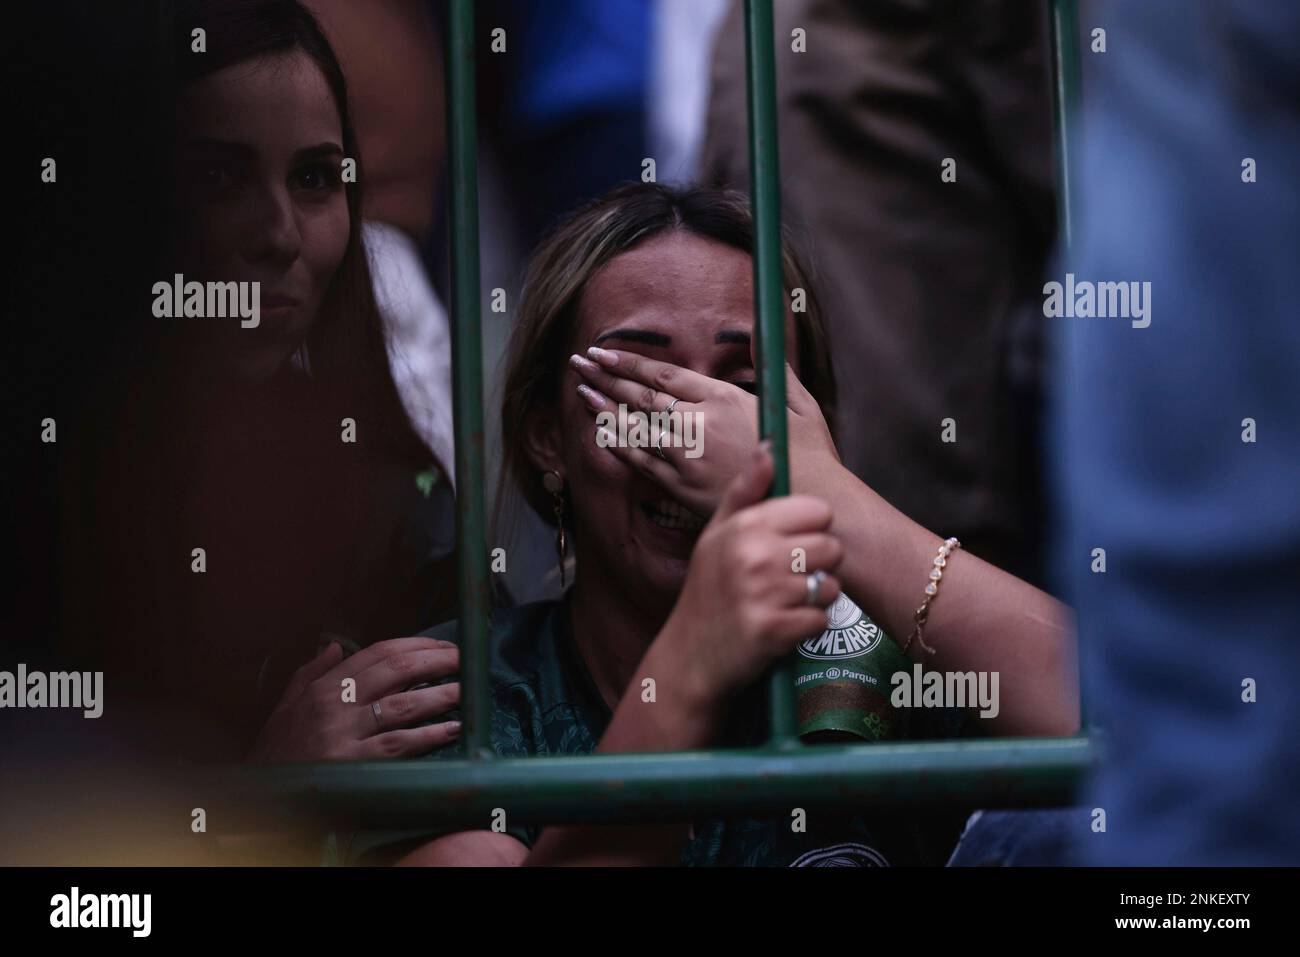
[422, 601, 588, 746]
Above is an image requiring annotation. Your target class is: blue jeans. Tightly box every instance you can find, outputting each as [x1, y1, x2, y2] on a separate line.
[946, 808, 1088, 867]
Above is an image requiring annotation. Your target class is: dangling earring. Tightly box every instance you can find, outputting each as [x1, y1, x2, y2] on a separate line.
[289, 341, 314, 379]
[542, 470, 568, 588]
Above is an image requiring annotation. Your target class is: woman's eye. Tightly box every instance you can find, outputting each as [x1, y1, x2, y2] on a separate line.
[292, 163, 340, 193]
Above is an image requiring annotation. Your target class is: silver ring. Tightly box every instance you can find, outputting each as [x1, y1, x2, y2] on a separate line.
[804, 570, 828, 606]
[665, 397, 680, 415]
[371, 701, 383, 729]
[653, 429, 669, 460]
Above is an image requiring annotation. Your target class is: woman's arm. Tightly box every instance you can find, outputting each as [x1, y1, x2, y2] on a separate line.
[571, 348, 1078, 737]
[396, 829, 529, 866]
[799, 462, 1078, 737]
[522, 628, 731, 865]
[395, 634, 717, 866]
[394, 631, 716, 866]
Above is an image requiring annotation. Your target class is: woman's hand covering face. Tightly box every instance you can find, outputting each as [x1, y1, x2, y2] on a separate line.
[569, 347, 841, 518]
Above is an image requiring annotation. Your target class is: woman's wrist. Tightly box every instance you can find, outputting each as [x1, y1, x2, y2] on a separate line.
[644, 617, 730, 743]
[790, 453, 852, 505]
[796, 462, 937, 643]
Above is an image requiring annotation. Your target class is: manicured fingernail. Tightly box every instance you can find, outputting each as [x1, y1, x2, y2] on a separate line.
[587, 346, 617, 365]
[577, 383, 605, 406]
[445, 720, 462, 735]
[569, 353, 597, 373]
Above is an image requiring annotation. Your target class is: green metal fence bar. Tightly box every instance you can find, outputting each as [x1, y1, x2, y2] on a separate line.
[446, 0, 492, 760]
[743, 0, 798, 748]
[214, 737, 1096, 830]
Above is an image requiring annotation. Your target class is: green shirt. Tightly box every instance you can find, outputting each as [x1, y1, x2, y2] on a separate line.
[333, 598, 972, 866]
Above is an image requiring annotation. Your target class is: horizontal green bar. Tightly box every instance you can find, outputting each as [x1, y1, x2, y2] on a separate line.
[206, 737, 1097, 831]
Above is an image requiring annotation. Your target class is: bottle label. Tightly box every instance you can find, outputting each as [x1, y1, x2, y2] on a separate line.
[796, 594, 884, 660]
[794, 594, 907, 741]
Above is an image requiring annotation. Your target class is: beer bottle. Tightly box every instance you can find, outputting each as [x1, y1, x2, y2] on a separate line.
[794, 593, 909, 743]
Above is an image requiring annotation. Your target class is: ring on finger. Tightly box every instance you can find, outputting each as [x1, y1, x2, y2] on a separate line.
[665, 397, 680, 415]
[371, 700, 383, 730]
[653, 429, 669, 460]
[804, 569, 828, 606]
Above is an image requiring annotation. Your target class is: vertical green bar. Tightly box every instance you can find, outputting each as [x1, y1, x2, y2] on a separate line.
[743, 0, 797, 746]
[445, 0, 492, 759]
[1049, 0, 1081, 252]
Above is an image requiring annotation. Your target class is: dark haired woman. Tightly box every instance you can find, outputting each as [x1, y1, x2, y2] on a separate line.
[367, 182, 1078, 866]
[60, 0, 462, 764]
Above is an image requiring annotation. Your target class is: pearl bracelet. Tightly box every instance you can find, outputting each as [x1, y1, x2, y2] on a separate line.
[902, 537, 961, 657]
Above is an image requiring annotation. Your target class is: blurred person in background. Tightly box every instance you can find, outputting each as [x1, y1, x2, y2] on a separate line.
[649, 0, 732, 184]
[478, 0, 653, 248]
[702, 0, 1057, 584]
[1057, 0, 1300, 865]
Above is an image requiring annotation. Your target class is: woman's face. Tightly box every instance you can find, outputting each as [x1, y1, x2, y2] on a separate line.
[551, 230, 801, 602]
[173, 50, 349, 382]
